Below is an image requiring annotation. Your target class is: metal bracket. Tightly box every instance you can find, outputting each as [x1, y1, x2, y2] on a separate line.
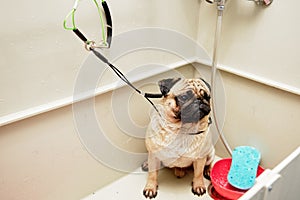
[206, 0, 273, 6]
[249, 0, 273, 6]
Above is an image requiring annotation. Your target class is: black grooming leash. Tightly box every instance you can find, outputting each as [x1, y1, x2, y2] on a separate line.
[91, 48, 163, 114]
[73, 28, 213, 133]
[66, 0, 163, 115]
[72, 28, 163, 115]
[65, 1, 211, 135]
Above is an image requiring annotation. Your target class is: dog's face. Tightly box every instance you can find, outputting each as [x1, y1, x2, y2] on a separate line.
[158, 78, 211, 123]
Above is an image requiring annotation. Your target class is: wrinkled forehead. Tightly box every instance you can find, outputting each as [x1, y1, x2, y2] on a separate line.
[170, 79, 210, 96]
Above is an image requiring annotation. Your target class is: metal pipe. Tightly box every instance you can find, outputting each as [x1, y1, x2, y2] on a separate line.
[210, 0, 233, 156]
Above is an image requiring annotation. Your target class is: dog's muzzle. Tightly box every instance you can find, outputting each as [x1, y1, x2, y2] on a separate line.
[176, 97, 211, 123]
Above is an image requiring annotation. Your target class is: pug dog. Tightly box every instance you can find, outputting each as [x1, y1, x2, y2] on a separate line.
[143, 78, 215, 199]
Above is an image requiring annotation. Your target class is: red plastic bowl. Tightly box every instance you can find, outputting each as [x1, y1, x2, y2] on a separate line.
[211, 158, 264, 200]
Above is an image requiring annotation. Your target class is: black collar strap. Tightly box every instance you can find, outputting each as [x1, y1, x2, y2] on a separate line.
[188, 131, 205, 135]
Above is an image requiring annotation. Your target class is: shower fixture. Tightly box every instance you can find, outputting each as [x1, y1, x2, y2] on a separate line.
[205, 0, 273, 6]
[205, 0, 273, 157]
[249, 0, 273, 6]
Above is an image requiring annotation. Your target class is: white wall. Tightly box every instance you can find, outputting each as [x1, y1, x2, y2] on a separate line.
[197, 1, 300, 167]
[197, 0, 300, 93]
[0, 65, 196, 200]
[0, 0, 200, 117]
[0, 1, 201, 199]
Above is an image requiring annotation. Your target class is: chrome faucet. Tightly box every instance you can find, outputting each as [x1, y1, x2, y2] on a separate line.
[249, 0, 273, 6]
[205, 0, 273, 6]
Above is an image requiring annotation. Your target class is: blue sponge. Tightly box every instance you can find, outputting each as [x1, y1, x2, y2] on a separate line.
[227, 146, 261, 190]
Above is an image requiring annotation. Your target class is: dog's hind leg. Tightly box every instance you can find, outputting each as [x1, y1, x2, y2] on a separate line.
[203, 164, 212, 180]
[141, 159, 164, 172]
[143, 153, 160, 199]
[204, 147, 215, 180]
[141, 160, 149, 172]
[174, 167, 186, 178]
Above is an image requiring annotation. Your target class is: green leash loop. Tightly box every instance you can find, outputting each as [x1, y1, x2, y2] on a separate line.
[63, 0, 107, 47]
[63, 0, 79, 31]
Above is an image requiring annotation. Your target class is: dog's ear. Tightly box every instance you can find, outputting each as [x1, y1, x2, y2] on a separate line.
[158, 78, 181, 96]
[200, 78, 211, 92]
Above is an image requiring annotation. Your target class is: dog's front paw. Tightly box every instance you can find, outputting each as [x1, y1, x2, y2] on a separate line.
[191, 182, 206, 196]
[143, 185, 158, 199]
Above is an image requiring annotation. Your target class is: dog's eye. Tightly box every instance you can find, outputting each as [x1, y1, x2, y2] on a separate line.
[178, 91, 194, 102]
[178, 94, 188, 101]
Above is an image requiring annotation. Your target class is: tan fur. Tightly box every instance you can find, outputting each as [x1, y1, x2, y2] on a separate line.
[143, 79, 215, 198]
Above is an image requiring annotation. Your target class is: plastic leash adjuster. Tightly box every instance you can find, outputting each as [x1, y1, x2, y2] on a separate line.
[102, 1, 112, 47]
